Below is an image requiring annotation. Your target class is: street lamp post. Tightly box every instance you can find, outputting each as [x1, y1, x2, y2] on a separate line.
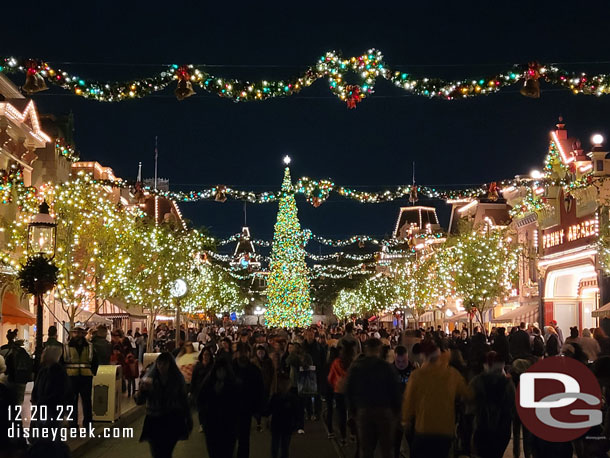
[170, 278, 188, 347]
[253, 306, 266, 325]
[27, 201, 57, 367]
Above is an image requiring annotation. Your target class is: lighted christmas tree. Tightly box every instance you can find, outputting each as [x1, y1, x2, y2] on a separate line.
[265, 158, 312, 327]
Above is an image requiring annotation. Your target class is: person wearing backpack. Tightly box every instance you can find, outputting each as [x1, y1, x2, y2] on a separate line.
[62, 325, 98, 427]
[0, 329, 33, 405]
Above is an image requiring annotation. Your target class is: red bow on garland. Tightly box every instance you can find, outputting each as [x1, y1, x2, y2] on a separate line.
[345, 85, 362, 109]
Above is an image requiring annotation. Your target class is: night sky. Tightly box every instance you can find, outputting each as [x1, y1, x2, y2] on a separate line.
[4, 1, 610, 250]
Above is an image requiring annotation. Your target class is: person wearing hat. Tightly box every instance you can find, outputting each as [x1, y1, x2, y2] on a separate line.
[549, 320, 564, 346]
[63, 325, 98, 427]
[402, 341, 471, 458]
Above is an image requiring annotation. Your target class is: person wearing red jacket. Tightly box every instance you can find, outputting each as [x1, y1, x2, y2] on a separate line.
[327, 341, 355, 446]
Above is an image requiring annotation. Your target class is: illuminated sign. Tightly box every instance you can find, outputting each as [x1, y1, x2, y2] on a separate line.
[542, 219, 597, 250]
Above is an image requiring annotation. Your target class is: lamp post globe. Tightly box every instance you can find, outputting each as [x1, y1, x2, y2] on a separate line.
[170, 278, 188, 298]
[27, 201, 57, 258]
[169, 278, 187, 347]
[27, 201, 57, 372]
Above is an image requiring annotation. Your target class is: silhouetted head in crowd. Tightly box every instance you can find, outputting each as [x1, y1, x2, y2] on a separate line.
[364, 338, 382, 358]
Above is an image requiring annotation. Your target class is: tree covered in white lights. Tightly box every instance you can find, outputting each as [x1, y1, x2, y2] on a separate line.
[447, 225, 519, 330]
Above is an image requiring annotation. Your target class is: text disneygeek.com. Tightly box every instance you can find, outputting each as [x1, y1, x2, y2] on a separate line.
[8, 424, 134, 441]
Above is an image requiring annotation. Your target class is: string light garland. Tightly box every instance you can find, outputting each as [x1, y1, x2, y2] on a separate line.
[99, 168, 600, 209]
[126, 179, 493, 205]
[55, 138, 80, 163]
[200, 229, 442, 253]
[311, 269, 372, 280]
[144, 174, 601, 206]
[7, 52, 610, 106]
[306, 251, 377, 261]
[207, 249, 387, 264]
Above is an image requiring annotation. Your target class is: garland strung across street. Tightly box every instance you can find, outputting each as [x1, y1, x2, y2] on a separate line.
[207, 249, 384, 263]
[205, 229, 431, 251]
[6, 51, 610, 107]
[104, 178, 498, 205]
[103, 169, 600, 208]
[218, 262, 375, 280]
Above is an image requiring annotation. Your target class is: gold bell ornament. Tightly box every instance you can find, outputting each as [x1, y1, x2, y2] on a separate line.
[175, 65, 196, 101]
[215, 186, 227, 203]
[520, 62, 541, 98]
[23, 63, 48, 94]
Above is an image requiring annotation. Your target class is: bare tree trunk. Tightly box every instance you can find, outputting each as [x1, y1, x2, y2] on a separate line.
[146, 310, 156, 353]
[475, 308, 487, 336]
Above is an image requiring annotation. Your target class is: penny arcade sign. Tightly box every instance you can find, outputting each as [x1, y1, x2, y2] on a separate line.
[540, 188, 599, 256]
[542, 218, 597, 250]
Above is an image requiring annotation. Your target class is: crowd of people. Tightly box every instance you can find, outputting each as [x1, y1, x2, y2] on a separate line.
[2, 318, 610, 458]
[131, 319, 610, 458]
[0, 323, 145, 457]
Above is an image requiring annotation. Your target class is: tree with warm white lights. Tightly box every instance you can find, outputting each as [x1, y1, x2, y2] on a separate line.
[5, 174, 139, 329]
[392, 256, 443, 323]
[448, 224, 519, 330]
[4, 174, 240, 339]
[266, 162, 312, 327]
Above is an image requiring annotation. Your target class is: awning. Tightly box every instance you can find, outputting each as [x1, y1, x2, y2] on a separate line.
[593, 302, 610, 318]
[97, 298, 147, 320]
[446, 311, 469, 322]
[491, 303, 538, 324]
[379, 313, 395, 322]
[1, 292, 35, 326]
[419, 311, 434, 322]
[74, 309, 112, 326]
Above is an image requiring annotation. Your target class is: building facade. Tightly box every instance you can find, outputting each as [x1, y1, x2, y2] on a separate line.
[503, 120, 610, 333]
[0, 75, 51, 347]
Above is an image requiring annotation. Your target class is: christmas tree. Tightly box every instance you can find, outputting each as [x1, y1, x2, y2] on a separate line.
[265, 162, 312, 327]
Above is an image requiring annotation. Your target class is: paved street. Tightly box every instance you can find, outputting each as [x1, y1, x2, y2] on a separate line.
[80, 412, 339, 458]
[78, 408, 536, 458]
